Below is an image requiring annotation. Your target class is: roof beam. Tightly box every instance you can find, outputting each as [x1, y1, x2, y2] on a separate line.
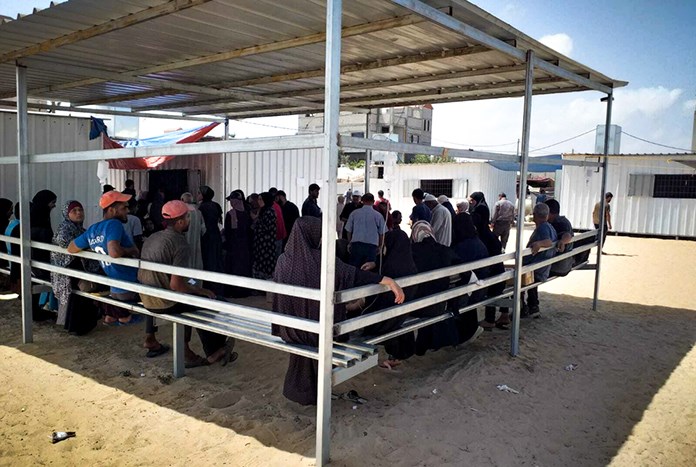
[185, 77, 566, 116]
[9, 59, 330, 112]
[71, 89, 184, 107]
[389, 0, 612, 94]
[17, 12, 438, 97]
[136, 62, 525, 112]
[0, 0, 212, 64]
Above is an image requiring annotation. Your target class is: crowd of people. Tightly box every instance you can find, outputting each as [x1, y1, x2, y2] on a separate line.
[0, 181, 595, 405]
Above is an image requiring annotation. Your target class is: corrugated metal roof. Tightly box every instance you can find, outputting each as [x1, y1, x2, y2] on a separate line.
[0, 0, 625, 119]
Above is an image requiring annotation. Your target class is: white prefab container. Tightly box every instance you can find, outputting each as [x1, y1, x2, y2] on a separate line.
[108, 148, 325, 209]
[560, 155, 696, 238]
[0, 112, 102, 226]
[367, 161, 517, 217]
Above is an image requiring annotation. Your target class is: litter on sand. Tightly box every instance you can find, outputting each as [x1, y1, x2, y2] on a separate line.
[51, 431, 76, 444]
[564, 363, 579, 371]
[496, 384, 520, 394]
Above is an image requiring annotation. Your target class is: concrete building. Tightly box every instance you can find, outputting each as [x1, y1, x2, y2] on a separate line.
[298, 105, 433, 162]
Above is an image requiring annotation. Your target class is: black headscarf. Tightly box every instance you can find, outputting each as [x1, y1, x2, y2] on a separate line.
[0, 198, 13, 233]
[381, 229, 418, 279]
[452, 212, 477, 245]
[471, 204, 502, 256]
[199, 185, 215, 202]
[30, 190, 57, 231]
[259, 191, 275, 214]
[470, 191, 487, 207]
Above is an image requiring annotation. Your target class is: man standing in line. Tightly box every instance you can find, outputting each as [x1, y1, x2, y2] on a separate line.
[301, 183, 322, 218]
[138, 200, 235, 368]
[545, 199, 574, 276]
[424, 194, 452, 246]
[345, 193, 387, 268]
[68, 191, 169, 358]
[375, 190, 391, 211]
[276, 190, 300, 239]
[592, 192, 613, 252]
[491, 192, 515, 252]
[409, 188, 432, 224]
[339, 189, 363, 239]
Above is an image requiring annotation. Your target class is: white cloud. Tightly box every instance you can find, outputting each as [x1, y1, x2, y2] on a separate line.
[432, 86, 693, 154]
[539, 33, 574, 57]
[683, 99, 696, 114]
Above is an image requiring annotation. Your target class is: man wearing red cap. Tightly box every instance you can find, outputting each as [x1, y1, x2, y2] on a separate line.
[69, 191, 168, 357]
[138, 200, 235, 367]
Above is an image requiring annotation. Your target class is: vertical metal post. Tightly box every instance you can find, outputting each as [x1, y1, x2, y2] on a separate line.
[364, 110, 371, 193]
[316, 0, 342, 464]
[223, 118, 229, 202]
[510, 50, 534, 357]
[592, 93, 613, 310]
[16, 64, 33, 344]
[172, 322, 186, 378]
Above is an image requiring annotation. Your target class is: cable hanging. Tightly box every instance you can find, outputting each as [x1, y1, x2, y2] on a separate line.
[621, 131, 693, 153]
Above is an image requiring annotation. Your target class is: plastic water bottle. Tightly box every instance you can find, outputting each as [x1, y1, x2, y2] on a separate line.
[51, 431, 76, 444]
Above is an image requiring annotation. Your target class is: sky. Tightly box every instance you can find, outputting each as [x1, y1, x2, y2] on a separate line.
[1, 0, 694, 154]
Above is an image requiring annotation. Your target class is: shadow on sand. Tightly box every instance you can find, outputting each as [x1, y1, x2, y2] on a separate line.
[1, 291, 694, 465]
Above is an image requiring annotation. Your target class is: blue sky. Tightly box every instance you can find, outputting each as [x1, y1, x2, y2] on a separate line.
[1, 0, 694, 153]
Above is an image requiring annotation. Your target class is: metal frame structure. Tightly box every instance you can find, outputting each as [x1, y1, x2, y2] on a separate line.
[0, 1, 623, 465]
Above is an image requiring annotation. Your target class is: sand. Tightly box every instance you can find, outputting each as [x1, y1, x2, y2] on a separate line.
[1, 234, 695, 466]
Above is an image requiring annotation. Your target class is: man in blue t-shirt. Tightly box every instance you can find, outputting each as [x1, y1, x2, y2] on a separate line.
[69, 191, 168, 358]
[521, 202, 557, 318]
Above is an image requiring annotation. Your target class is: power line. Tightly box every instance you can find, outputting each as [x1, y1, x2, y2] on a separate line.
[233, 118, 304, 133]
[622, 131, 693, 153]
[529, 128, 596, 153]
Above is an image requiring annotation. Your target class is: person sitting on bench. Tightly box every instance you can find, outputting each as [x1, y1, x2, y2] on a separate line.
[69, 191, 168, 358]
[545, 199, 575, 277]
[520, 203, 557, 319]
[138, 200, 235, 368]
[272, 217, 404, 406]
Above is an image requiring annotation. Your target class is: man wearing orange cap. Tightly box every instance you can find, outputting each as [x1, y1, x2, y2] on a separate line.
[69, 191, 168, 357]
[138, 200, 235, 367]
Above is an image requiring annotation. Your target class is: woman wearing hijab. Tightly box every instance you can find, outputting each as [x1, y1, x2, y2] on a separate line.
[471, 204, 510, 330]
[251, 192, 278, 281]
[197, 185, 225, 295]
[410, 221, 479, 354]
[30, 190, 57, 279]
[362, 228, 418, 368]
[50, 200, 101, 334]
[468, 191, 489, 228]
[272, 216, 404, 405]
[224, 190, 253, 297]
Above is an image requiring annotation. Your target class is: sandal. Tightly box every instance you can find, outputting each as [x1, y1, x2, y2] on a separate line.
[145, 343, 170, 358]
[340, 390, 368, 404]
[118, 314, 143, 326]
[479, 320, 496, 331]
[379, 359, 402, 370]
[185, 355, 210, 368]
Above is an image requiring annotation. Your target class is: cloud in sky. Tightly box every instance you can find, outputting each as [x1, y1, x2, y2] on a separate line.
[431, 85, 693, 154]
[539, 33, 574, 57]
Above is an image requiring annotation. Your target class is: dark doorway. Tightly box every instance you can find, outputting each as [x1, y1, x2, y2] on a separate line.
[148, 169, 188, 202]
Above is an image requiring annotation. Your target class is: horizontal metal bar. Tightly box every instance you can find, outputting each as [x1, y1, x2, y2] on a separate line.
[532, 57, 612, 95]
[332, 354, 378, 385]
[339, 135, 519, 163]
[0, 251, 20, 263]
[26, 134, 325, 164]
[29, 260, 320, 333]
[519, 242, 596, 275]
[0, 156, 16, 165]
[336, 250, 515, 303]
[336, 270, 515, 335]
[29, 240, 320, 301]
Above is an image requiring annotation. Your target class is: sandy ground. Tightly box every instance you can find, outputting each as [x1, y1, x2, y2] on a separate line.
[1, 233, 695, 466]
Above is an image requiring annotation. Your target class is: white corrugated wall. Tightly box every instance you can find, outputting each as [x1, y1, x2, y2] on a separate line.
[0, 112, 102, 226]
[561, 157, 696, 237]
[368, 162, 516, 216]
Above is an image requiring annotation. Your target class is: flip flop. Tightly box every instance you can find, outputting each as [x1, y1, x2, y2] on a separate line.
[145, 343, 170, 358]
[340, 390, 368, 404]
[185, 355, 210, 368]
[221, 350, 239, 367]
[118, 314, 144, 326]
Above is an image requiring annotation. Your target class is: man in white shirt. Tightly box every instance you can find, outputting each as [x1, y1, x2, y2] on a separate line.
[491, 192, 515, 252]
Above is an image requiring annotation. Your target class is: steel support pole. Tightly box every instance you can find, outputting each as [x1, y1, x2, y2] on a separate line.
[222, 118, 229, 203]
[592, 93, 613, 311]
[510, 50, 534, 357]
[16, 64, 33, 344]
[364, 109, 371, 193]
[316, 0, 342, 464]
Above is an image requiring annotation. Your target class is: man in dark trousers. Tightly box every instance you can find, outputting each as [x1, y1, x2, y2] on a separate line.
[276, 190, 300, 240]
[138, 200, 236, 368]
